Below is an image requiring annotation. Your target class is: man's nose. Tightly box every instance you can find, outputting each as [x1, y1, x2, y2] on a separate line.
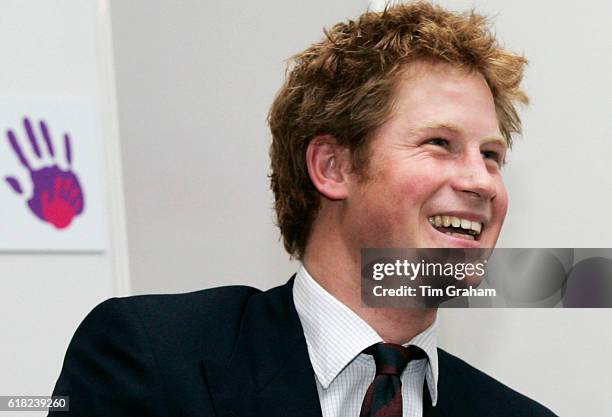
[451, 150, 497, 201]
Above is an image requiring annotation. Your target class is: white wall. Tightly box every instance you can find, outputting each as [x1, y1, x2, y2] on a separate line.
[109, 0, 369, 294]
[109, 1, 611, 416]
[0, 1, 129, 415]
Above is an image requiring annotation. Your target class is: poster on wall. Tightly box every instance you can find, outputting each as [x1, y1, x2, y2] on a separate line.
[0, 97, 106, 252]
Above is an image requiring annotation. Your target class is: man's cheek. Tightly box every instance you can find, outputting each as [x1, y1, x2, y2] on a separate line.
[399, 174, 440, 204]
[384, 183, 427, 231]
[495, 184, 509, 221]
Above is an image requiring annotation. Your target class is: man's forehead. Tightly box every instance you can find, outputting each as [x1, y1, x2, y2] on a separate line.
[395, 59, 480, 84]
[384, 62, 504, 146]
[392, 60, 492, 103]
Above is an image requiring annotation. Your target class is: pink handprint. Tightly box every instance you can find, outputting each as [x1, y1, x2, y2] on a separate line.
[4, 117, 85, 229]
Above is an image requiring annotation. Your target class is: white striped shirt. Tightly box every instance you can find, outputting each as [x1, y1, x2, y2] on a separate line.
[293, 265, 439, 417]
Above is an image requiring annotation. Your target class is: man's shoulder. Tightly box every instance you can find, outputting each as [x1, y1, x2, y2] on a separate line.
[118, 284, 262, 318]
[50, 284, 269, 415]
[435, 348, 558, 416]
[102, 284, 262, 330]
[85, 284, 264, 355]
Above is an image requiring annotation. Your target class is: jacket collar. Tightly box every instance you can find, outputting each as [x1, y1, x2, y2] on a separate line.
[293, 264, 439, 406]
[201, 277, 323, 417]
[201, 276, 441, 417]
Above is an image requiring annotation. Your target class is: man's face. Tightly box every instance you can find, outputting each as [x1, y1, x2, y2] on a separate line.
[343, 62, 508, 249]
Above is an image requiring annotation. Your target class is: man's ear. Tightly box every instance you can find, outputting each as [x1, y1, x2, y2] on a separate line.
[306, 135, 351, 200]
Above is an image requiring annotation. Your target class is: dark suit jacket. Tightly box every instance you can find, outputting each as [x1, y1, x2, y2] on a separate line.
[50, 277, 557, 416]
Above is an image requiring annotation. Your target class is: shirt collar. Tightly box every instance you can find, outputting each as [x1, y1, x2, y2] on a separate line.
[293, 264, 439, 406]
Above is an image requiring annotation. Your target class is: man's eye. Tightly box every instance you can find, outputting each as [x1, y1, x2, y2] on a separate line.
[482, 150, 502, 163]
[426, 138, 449, 148]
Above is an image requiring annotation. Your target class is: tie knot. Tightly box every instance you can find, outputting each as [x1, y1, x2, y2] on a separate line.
[364, 343, 425, 376]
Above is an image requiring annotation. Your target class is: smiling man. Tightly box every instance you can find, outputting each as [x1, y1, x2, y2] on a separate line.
[50, 2, 557, 417]
[291, 61, 510, 345]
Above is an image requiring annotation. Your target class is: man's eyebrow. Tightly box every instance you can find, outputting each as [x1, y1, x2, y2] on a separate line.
[482, 136, 508, 149]
[410, 122, 508, 149]
[410, 122, 465, 135]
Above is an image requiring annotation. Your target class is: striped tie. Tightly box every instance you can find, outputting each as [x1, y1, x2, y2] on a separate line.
[359, 343, 425, 417]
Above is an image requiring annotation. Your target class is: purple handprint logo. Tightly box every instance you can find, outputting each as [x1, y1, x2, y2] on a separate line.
[4, 117, 85, 229]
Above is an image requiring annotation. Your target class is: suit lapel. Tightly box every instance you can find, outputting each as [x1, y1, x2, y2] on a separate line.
[423, 381, 444, 417]
[202, 277, 323, 417]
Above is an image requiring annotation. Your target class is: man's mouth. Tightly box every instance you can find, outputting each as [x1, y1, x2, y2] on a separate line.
[428, 215, 483, 241]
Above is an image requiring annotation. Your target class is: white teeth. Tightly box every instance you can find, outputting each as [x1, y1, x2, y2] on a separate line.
[428, 215, 484, 236]
[471, 222, 482, 234]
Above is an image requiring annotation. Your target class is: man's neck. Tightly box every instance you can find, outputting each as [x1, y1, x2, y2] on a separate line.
[303, 233, 437, 345]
